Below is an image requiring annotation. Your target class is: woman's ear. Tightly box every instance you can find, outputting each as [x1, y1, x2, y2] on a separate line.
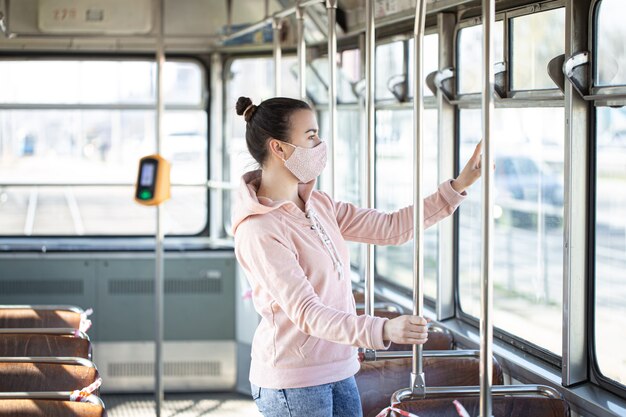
[268, 138, 287, 161]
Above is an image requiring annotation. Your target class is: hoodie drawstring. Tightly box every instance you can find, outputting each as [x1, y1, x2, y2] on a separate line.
[306, 209, 344, 280]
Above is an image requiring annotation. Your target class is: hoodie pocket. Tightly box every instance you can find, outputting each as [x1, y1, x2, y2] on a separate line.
[298, 335, 321, 359]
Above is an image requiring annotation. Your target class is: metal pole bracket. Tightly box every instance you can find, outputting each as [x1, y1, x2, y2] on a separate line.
[563, 51, 590, 98]
[494, 61, 508, 98]
[426, 67, 455, 101]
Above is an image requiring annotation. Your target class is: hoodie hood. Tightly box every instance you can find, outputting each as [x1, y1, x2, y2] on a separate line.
[231, 169, 317, 235]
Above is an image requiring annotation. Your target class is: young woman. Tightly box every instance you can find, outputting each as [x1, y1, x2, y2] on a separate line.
[232, 96, 482, 417]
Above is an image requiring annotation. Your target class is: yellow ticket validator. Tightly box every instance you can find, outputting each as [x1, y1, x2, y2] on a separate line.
[135, 154, 171, 206]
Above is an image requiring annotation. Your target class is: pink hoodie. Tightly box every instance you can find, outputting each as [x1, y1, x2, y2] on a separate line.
[232, 169, 465, 389]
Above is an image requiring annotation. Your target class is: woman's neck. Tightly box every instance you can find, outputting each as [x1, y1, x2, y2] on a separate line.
[257, 168, 304, 210]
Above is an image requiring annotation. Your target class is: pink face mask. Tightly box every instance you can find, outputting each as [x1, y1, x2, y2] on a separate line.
[280, 141, 327, 183]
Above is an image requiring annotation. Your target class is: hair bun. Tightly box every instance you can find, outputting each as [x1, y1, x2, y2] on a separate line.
[236, 96, 257, 122]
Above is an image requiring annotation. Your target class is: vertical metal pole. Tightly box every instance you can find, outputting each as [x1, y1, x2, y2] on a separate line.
[411, 0, 427, 397]
[296, 3, 307, 101]
[562, 0, 591, 387]
[154, 0, 166, 415]
[480, 0, 495, 415]
[209, 53, 224, 241]
[273, 17, 282, 96]
[364, 0, 375, 319]
[436, 12, 457, 321]
[326, 0, 337, 198]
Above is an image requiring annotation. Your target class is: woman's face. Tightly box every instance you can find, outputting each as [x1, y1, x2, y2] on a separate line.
[287, 109, 321, 149]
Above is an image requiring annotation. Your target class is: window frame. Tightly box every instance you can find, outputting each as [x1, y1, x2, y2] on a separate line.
[0, 53, 212, 240]
[453, 4, 568, 370]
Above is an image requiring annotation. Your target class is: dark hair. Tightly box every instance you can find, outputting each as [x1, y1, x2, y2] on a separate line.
[235, 96, 311, 166]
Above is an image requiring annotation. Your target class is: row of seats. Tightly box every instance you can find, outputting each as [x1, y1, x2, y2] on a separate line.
[0, 305, 106, 417]
[351, 288, 571, 417]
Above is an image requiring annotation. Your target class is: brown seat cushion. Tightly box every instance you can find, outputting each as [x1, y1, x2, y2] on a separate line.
[356, 356, 504, 417]
[0, 363, 99, 394]
[390, 396, 569, 417]
[0, 334, 91, 359]
[0, 400, 106, 417]
[0, 309, 81, 329]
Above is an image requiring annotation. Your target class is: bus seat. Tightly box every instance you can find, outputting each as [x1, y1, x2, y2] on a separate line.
[0, 334, 91, 359]
[356, 310, 455, 351]
[0, 309, 81, 330]
[0, 362, 100, 394]
[356, 356, 504, 417]
[388, 395, 569, 417]
[0, 399, 106, 417]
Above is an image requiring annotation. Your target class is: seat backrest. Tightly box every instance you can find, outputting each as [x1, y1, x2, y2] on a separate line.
[356, 356, 504, 417]
[0, 334, 91, 359]
[390, 396, 569, 417]
[0, 363, 100, 394]
[0, 309, 81, 329]
[0, 399, 106, 417]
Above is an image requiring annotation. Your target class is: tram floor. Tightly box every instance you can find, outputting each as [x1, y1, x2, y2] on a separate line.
[101, 392, 262, 417]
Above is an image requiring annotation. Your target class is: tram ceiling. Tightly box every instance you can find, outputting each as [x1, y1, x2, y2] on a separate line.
[0, 0, 569, 53]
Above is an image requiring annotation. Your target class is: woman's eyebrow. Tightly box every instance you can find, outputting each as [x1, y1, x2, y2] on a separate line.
[304, 128, 318, 134]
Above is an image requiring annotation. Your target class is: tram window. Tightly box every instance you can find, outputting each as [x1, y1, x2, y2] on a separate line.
[458, 107, 564, 355]
[457, 21, 504, 94]
[319, 109, 363, 273]
[0, 60, 208, 236]
[595, 0, 626, 86]
[408, 34, 439, 98]
[375, 109, 439, 298]
[595, 106, 626, 387]
[0, 60, 203, 105]
[511, 8, 565, 91]
[224, 56, 299, 235]
[307, 57, 359, 104]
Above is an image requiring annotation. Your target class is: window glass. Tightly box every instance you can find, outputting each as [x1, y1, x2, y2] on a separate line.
[307, 56, 359, 104]
[0, 61, 203, 105]
[458, 21, 505, 94]
[596, 0, 626, 86]
[224, 56, 299, 233]
[375, 109, 439, 298]
[0, 60, 207, 236]
[408, 34, 439, 98]
[458, 108, 564, 354]
[511, 8, 565, 90]
[595, 106, 626, 386]
[319, 109, 363, 272]
[376, 41, 405, 101]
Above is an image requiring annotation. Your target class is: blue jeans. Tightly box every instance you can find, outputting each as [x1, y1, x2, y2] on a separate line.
[250, 376, 363, 417]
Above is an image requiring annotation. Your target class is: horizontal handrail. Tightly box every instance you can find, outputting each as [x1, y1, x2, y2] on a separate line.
[220, 0, 323, 43]
[0, 305, 83, 314]
[0, 181, 238, 190]
[362, 349, 480, 362]
[0, 392, 105, 407]
[0, 329, 90, 340]
[0, 356, 96, 368]
[391, 384, 563, 402]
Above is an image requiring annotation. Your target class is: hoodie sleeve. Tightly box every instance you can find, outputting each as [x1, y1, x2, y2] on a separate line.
[235, 223, 391, 350]
[329, 180, 466, 246]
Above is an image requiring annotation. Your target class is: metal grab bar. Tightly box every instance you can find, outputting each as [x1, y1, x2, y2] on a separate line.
[220, 0, 323, 44]
[0, 392, 106, 407]
[0, 357, 96, 368]
[391, 384, 563, 402]
[0, 305, 84, 314]
[362, 349, 480, 362]
[410, 0, 428, 397]
[0, 329, 90, 340]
